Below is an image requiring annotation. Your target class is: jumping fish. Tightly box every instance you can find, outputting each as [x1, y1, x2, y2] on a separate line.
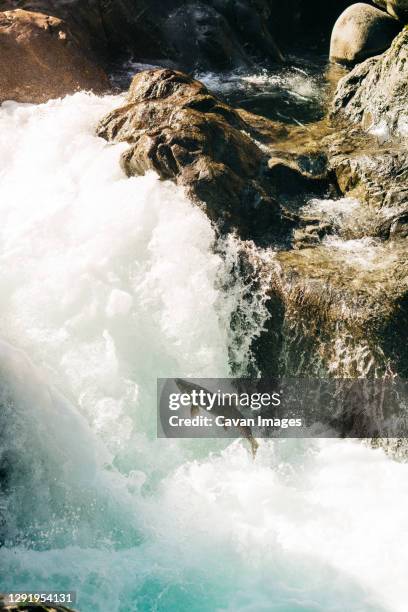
[174, 379, 259, 458]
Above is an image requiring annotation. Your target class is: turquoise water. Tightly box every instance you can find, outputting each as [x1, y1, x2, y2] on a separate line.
[0, 93, 406, 612]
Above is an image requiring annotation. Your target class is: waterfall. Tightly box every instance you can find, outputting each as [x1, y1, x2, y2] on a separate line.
[0, 91, 407, 612]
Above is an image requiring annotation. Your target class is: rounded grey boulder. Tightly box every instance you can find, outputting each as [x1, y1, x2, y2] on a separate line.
[330, 2, 401, 64]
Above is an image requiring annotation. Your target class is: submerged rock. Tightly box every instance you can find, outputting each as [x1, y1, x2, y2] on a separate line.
[0, 9, 109, 103]
[329, 2, 400, 65]
[97, 68, 334, 239]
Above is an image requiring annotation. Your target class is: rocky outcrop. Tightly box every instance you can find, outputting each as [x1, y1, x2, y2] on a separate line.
[0, 9, 109, 103]
[0, 0, 366, 73]
[261, 237, 408, 377]
[253, 26, 408, 378]
[327, 27, 408, 213]
[332, 28, 408, 137]
[373, 0, 408, 20]
[0, 0, 285, 71]
[329, 3, 401, 65]
[328, 138, 408, 208]
[97, 69, 277, 238]
[97, 68, 334, 239]
[162, 1, 284, 71]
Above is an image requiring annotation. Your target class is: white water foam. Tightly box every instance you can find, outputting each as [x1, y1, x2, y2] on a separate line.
[323, 236, 398, 271]
[0, 93, 407, 612]
[198, 67, 322, 102]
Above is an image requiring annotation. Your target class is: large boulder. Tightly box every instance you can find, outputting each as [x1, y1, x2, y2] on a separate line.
[0, 9, 109, 103]
[162, 3, 259, 71]
[332, 27, 408, 137]
[97, 69, 333, 239]
[97, 68, 285, 238]
[373, 0, 408, 20]
[162, 1, 284, 71]
[329, 2, 401, 65]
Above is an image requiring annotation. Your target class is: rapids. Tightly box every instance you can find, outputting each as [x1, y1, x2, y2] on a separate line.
[0, 84, 407, 612]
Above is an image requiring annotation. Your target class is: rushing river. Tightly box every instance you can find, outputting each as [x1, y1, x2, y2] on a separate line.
[0, 76, 407, 612]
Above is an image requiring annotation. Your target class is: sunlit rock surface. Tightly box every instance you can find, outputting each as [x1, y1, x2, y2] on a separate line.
[97, 68, 335, 240]
[0, 9, 109, 103]
[332, 27, 408, 137]
[330, 2, 401, 65]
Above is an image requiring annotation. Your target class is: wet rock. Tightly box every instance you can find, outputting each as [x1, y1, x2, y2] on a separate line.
[265, 239, 408, 377]
[292, 221, 333, 249]
[97, 68, 334, 239]
[267, 156, 333, 199]
[328, 139, 408, 208]
[329, 2, 401, 65]
[332, 27, 408, 137]
[328, 28, 408, 211]
[377, 211, 408, 239]
[373, 0, 408, 20]
[0, 9, 109, 104]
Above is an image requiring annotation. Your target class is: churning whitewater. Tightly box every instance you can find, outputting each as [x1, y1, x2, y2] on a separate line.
[0, 93, 407, 612]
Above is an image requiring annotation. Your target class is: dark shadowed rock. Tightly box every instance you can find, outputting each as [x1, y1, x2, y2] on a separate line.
[329, 2, 401, 65]
[209, 0, 285, 61]
[296, 0, 358, 41]
[162, 1, 284, 71]
[373, 0, 408, 20]
[0, 0, 284, 71]
[0, 9, 109, 103]
[0, 0, 366, 73]
[162, 3, 254, 71]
